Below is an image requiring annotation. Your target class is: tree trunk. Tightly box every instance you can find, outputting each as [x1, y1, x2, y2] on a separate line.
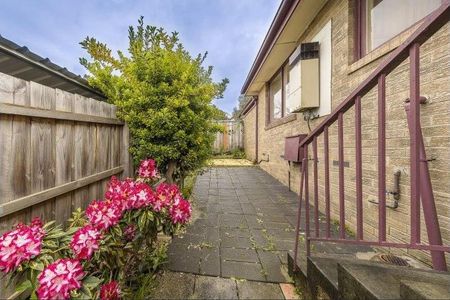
[165, 160, 177, 184]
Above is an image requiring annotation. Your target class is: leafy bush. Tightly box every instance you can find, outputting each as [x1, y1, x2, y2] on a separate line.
[0, 159, 191, 300]
[80, 17, 228, 184]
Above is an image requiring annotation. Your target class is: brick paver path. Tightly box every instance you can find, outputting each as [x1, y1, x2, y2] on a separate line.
[167, 166, 372, 283]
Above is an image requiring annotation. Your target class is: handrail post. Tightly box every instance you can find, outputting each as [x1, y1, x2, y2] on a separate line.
[378, 75, 387, 242]
[324, 126, 331, 238]
[409, 43, 421, 245]
[313, 137, 319, 237]
[338, 113, 345, 238]
[304, 145, 311, 257]
[405, 103, 447, 271]
[355, 96, 363, 240]
[293, 153, 306, 271]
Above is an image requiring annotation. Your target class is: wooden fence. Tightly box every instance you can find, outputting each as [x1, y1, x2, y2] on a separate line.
[0, 71, 132, 298]
[212, 120, 243, 153]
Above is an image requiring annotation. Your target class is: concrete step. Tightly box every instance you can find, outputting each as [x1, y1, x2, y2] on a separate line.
[338, 261, 450, 300]
[400, 280, 450, 299]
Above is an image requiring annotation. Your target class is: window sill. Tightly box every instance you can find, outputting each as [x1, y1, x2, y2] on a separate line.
[348, 22, 421, 74]
[265, 114, 297, 130]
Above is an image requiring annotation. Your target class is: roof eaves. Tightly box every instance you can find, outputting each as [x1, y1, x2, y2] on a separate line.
[240, 0, 301, 95]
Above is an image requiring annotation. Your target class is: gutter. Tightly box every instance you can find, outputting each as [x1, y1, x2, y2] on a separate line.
[239, 96, 257, 118]
[0, 40, 105, 100]
[240, 0, 301, 95]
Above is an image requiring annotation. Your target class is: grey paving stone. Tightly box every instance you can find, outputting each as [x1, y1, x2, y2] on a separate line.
[245, 215, 265, 229]
[219, 214, 248, 228]
[221, 261, 266, 281]
[193, 275, 238, 299]
[221, 247, 259, 263]
[167, 246, 201, 273]
[199, 247, 220, 276]
[237, 280, 284, 299]
[221, 236, 253, 249]
[220, 227, 251, 238]
[150, 271, 195, 299]
[267, 228, 297, 241]
[257, 250, 291, 283]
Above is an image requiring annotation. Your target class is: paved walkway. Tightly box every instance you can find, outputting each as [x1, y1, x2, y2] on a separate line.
[164, 166, 373, 298]
[151, 271, 298, 299]
[167, 167, 300, 282]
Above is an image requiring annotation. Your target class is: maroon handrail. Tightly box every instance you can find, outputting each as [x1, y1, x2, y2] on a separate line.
[293, 2, 450, 272]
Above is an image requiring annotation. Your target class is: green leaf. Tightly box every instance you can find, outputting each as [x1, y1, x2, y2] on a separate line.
[30, 291, 38, 300]
[82, 275, 102, 289]
[15, 280, 32, 294]
[30, 261, 44, 271]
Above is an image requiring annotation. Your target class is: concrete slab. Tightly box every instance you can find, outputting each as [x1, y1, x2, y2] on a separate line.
[237, 280, 284, 299]
[221, 261, 266, 281]
[150, 271, 195, 299]
[222, 247, 259, 263]
[192, 275, 238, 299]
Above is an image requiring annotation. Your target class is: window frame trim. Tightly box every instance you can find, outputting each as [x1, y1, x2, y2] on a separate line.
[354, 0, 444, 61]
[267, 61, 289, 125]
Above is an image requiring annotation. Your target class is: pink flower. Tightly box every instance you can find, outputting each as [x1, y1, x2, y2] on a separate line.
[154, 183, 176, 211]
[0, 219, 45, 273]
[123, 224, 137, 241]
[36, 258, 84, 300]
[100, 281, 121, 300]
[70, 225, 102, 260]
[85, 200, 122, 231]
[131, 182, 156, 209]
[169, 196, 192, 224]
[137, 159, 159, 180]
[105, 178, 155, 211]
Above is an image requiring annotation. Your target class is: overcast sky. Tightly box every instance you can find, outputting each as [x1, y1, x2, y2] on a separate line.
[0, 0, 279, 113]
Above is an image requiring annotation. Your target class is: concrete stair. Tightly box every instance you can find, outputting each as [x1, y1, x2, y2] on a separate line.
[288, 253, 450, 299]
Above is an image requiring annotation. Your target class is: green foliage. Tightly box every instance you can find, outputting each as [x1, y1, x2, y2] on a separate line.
[80, 17, 229, 182]
[211, 105, 229, 120]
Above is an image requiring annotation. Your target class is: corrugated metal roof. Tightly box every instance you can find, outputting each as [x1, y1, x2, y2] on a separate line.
[0, 34, 106, 100]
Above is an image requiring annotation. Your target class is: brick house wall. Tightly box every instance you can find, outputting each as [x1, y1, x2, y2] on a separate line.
[243, 106, 256, 162]
[242, 0, 449, 267]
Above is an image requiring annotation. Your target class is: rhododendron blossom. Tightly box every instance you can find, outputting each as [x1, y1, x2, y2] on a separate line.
[126, 182, 155, 210]
[169, 197, 192, 224]
[0, 218, 45, 273]
[36, 258, 84, 300]
[137, 158, 159, 180]
[154, 183, 173, 211]
[70, 225, 102, 260]
[85, 200, 122, 231]
[100, 281, 121, 300]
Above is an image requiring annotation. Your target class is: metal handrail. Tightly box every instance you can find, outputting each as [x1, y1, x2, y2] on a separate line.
[293, 1, 450, 271]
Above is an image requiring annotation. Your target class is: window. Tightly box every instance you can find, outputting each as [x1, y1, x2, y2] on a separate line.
[268, 64, 294, 121]
[355, 0, 441, 58]
[284, 63, 298, 115]
[269, 71, 282, 119]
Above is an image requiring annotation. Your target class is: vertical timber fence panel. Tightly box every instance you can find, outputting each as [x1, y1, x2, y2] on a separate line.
[213, 120, 243, 153]
[0, 71, 132, 298]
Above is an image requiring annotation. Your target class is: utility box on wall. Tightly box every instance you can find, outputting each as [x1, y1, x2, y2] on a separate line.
[284, 134, 308, 162]
[299, 42, 320, 111]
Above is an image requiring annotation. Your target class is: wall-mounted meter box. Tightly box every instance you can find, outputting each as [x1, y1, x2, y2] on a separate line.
[299, 42, 320, 111]
[289, 42, 320, 113]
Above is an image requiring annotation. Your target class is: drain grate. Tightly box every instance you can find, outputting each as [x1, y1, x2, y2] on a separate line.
[378, 254, 409, 266]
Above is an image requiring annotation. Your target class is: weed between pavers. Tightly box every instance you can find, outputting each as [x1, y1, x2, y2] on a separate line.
[187, 242, 214, 250]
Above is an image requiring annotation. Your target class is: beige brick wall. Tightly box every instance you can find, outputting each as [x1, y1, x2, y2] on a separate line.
[243, 106, 256, 162]
[242, 0, 449, 267]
